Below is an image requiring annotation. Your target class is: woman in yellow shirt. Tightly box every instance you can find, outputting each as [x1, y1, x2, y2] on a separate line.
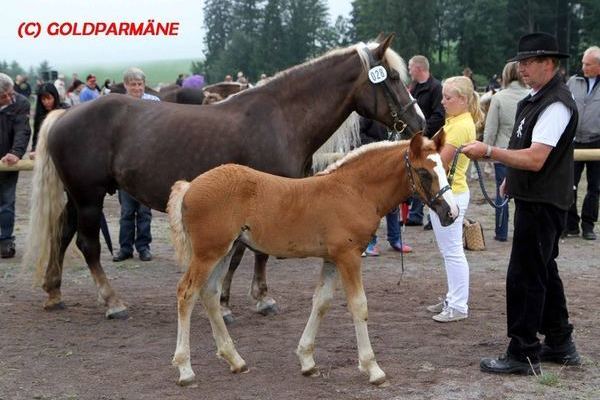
[427, 76, 483, 322]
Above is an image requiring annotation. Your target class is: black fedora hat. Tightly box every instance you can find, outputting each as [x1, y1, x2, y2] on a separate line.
[508, 32, 570, 62]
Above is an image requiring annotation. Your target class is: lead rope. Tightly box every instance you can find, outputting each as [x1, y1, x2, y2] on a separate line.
[448, 147, 510, 228]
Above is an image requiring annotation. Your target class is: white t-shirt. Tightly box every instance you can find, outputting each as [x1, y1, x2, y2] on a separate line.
[531, 101, 572, 147]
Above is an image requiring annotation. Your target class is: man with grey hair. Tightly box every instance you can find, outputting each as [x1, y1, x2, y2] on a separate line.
[113, 67, 159, 263]
[565, 46, 600, 240]
[0, 73, 31, 258]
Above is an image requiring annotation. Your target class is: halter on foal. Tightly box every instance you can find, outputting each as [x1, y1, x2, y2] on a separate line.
[167, 132, 458, 386]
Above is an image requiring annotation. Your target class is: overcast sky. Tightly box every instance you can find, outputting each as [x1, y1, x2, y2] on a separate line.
[2, 0, 353, 69]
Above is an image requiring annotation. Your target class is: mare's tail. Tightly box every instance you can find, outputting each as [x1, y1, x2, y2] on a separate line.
[167, 180, 192, 268]
[23, 109, 68, 286]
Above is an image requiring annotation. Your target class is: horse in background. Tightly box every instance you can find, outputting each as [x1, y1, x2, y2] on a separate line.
[167, 132, 457, 386]
[110, 82, 206, 104]
[25, 33, 425, 320]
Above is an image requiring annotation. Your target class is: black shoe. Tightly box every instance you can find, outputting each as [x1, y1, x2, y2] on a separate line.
[540, 341, 581, 366]
[494, 236, 507, 242]
[480, 353, 540, 375]
[113, 251, 133, 262]
[405, 220, 423, 227]
[423, 221, 433, 231]
[0, 241, 15, 259]
[139, 249, 153, 262]
[582, 230, 596, 240]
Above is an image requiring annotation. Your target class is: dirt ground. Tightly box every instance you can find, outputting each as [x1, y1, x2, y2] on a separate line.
[1, 169, 599, 400]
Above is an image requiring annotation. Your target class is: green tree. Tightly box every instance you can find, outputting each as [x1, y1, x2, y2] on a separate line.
[203, 0, 234, 81]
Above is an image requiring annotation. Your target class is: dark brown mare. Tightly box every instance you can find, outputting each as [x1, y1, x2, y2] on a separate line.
[25, 34, 425, 319]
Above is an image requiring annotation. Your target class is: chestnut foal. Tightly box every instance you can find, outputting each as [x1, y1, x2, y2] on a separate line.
[167, 132, 457, 386]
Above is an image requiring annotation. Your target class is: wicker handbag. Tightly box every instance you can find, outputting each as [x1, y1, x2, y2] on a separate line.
[463, 219, 485, 251]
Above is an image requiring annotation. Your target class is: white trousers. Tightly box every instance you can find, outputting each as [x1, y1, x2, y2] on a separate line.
[430, 191, 470, 314]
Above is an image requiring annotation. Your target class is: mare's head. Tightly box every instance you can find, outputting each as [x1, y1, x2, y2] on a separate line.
[354, 34, 426, 138]
[404, 131, 459, 226]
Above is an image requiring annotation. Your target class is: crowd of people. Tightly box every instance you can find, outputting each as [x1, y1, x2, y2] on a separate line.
[0, 67, 158, 263]
[0, 31, 597, 377]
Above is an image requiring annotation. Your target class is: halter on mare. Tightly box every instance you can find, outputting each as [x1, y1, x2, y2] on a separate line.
[361, 46, 419, 140]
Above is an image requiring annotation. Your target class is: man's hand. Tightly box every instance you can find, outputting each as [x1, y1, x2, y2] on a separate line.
[461, 140, 488, 160]
[1, 153, 20, 166]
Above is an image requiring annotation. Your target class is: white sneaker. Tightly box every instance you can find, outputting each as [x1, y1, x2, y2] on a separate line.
[426, 299, 446, 313]
[432, 307, 468, 323]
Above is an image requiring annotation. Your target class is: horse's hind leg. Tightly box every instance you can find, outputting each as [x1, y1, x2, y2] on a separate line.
[251, 252, 278, 316]
[42, 198, 77, 310]
[76, 199, 127, 319]
[220, 241, 246, 324]
[296, 260, 337, 376]
[173, 248, 246, 386]
[201, 250, 246, 372]
[335, 253, 386, 385]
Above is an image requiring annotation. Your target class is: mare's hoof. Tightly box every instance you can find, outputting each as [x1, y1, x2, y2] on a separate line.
[106, 309, 129, 320]
[44, 301, 66, 311]
[257, 303, 279, 316]
[222, 313, 235, 325]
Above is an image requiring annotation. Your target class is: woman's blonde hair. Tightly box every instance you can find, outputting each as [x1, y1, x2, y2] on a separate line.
[443, 76, 484, 126]
[501, 61, 525, 88]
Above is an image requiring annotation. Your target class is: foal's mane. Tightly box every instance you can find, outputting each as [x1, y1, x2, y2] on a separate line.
[317, 140, 410, 175]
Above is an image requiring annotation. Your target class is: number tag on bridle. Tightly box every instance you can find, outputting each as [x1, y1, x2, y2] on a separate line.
[368, 66, 387, 83]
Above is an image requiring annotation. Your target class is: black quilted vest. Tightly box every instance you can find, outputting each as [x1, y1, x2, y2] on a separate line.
[506, 73, 578, 210]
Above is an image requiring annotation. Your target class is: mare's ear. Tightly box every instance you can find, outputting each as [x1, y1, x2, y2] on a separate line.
[375, 33, 395, 60]
[374, 32, 386, 43]
[409, 132, 424, 159]
[432, 128, 446, 151]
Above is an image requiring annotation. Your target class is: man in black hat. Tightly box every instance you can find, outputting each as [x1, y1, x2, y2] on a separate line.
[462, 32, 581, 375]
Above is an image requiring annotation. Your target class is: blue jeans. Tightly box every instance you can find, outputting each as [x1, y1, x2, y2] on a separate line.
[118, 190, 152, 254]
[0, 172, 18, 243]
[371, 206, 403, 245]
[494, 163, 509, 240]
[407, 197, 424, 224]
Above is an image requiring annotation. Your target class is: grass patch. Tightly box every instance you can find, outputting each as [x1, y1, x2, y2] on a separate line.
[537, 370, 561, 387]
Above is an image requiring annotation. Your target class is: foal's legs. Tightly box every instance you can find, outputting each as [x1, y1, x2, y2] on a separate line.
[296, 260, 337, 375]
[336, 253, 386, 385]
[42, 198, 77, 310]
[173, 248, 246, 386]
[75, 198, 127, 319]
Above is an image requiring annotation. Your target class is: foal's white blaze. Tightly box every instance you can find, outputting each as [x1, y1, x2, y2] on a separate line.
[427, 153, 459, 219]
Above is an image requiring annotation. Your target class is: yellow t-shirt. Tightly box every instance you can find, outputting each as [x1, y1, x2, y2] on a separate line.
[444, 112, 476, 194]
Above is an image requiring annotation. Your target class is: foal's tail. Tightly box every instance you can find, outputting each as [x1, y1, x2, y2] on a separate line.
[23, 109, 67, 286]
[167, 180, 192, 268]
